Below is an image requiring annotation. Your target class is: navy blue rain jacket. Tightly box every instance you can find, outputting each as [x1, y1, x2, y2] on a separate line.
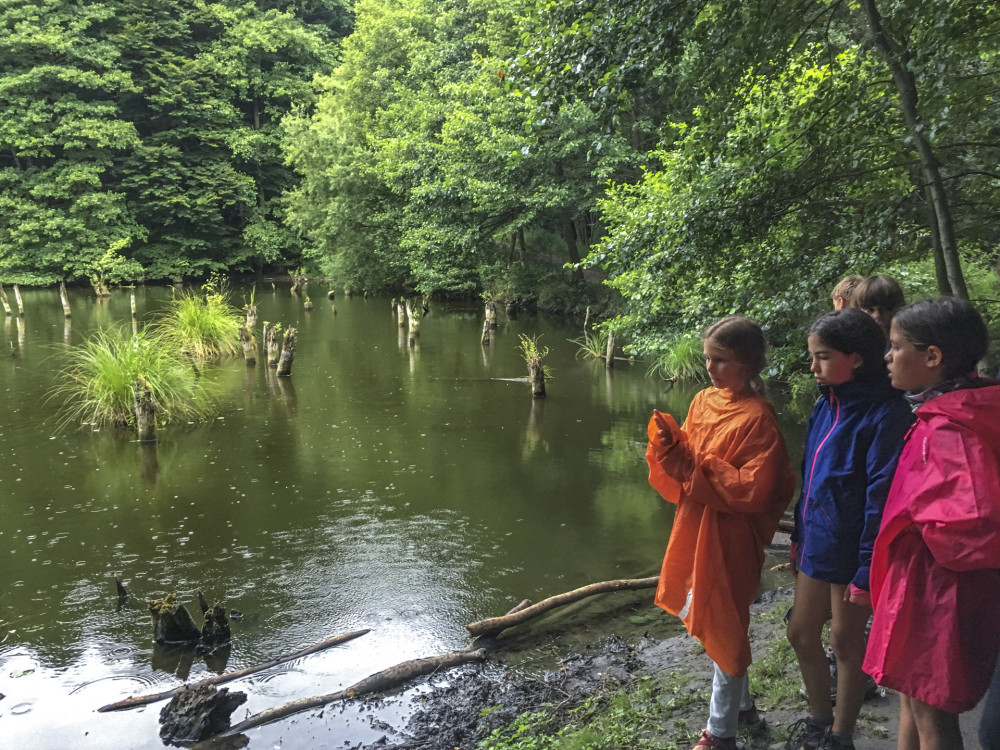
[791, 377, 914, 590]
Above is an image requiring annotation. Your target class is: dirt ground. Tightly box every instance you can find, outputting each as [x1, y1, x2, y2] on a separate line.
[348, 585, 989, 750]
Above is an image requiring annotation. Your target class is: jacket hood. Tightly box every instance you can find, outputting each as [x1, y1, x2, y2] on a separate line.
[916, 379, 1000, 448]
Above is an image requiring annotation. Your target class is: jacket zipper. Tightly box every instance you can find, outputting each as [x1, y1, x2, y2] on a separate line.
[799, 389, 840, 567]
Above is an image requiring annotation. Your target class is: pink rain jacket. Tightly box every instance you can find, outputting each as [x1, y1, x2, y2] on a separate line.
[863, 382, 1000, 712]
[647, 388, 795, 677]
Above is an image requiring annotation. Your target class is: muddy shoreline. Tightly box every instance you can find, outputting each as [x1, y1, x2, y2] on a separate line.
[335, 581, 981, 750]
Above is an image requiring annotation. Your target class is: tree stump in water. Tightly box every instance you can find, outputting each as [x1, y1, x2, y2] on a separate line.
[134, 375, 157, 443]
[327, 289, 335, 300]
[396, 299, 407, 328]
[0, 284, 11, 316]
[245, 304, 257, 330]
[199, 604, 232, 653]
[60, 281, 72, 318]
[481, 318, 491, 346]
[405, 299, 420, 345]
[303, 297, 313, 311]
[605, 330, 616, 369]
[130, 290, 137, 318]
[485, 300, 497, 328]
[276, 327, 296, 377]
[263, 324, 282, 367]
[528, 357, 546, 398]
[238, 326, 256, 366]
[13, 283, 24, 317]
[150, 594, 202, 644]
[505, 300, 518, 320]
[158, 684, 247, 745]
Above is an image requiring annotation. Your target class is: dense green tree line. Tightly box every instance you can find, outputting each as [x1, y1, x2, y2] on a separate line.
[4, 0, 998, 358]
[0, 0, 349, 286]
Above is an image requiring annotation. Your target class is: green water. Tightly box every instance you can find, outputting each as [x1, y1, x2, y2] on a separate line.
[0, 285, 802, 748]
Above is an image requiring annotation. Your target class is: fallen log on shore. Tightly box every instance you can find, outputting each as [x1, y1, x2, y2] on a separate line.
[216, 646, 487, 738]
[466, 575, 660, 638]
[98, 629, 370, 712]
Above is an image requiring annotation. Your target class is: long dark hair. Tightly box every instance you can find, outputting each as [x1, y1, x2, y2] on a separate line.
[703, 316, 767, 392]
[892, 297, 988, 380]
[808, 308, 887, 382]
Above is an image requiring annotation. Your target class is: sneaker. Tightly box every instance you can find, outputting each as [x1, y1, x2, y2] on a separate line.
[821, 732, 855, 750]
[738, 704, 766, 734]
[784, 716, 830, 750]
[693, 729, 737, 749]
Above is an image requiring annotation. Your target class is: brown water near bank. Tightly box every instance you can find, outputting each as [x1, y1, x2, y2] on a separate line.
[0, 284, 808, 749]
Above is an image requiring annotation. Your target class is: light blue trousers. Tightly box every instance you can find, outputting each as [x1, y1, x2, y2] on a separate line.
[706, 662, 753, 739]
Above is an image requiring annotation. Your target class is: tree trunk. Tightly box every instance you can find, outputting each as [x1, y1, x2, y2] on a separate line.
[59, 281, 71, 318]
[405, 299, 420, 345]
[245, 305, 257, 329]
[396, 299, 407, 328]
[528, 357, 546, 398]
[859, 0, 968, 298]
[605, 330, 616, 369]
[219, 648, 487, 739]
[264, 324, 282, 367]
[466, 576, 660, 637]
[13, 283, 24, 317]
[239, 326, 256, 366]
[98, 629, 370, 712]
[130, 291, 137, 318]
[481, 318, 492, 346]
[0, 284, 11, 315]
[134, 376, 157, 443]
[275, 327, 296, 377]
[149, 595, 202, 644]
[484, 301, 497, 328]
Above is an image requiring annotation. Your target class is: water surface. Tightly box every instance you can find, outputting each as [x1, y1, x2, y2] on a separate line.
[0, 285, 801, 748]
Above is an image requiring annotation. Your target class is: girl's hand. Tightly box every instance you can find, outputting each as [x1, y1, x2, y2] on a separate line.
[652, 409, 676, 448]
[845, 584, 871, 607]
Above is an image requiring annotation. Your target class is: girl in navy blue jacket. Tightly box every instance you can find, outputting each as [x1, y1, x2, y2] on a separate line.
[785, 309, 914, 750]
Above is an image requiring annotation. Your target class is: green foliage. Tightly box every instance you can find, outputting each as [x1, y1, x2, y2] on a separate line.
[49, 325, 212, 430]
[517, 333, 549, 364]
[87, 241, 145, 292]
[156, 276, 242, 360]
[647, 336, 707, 383]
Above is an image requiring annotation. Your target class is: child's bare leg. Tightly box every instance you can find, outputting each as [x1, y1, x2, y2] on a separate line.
[787, 572, 833, 720]
[897, 694, 919, 750]
[828, 585, 870, 739]
[907, 696, 962, 750]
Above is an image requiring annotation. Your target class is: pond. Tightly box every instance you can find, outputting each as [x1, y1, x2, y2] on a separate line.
[0, 284, 804, 749]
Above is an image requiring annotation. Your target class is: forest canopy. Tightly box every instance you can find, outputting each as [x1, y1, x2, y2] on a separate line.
[2, 0, 999, 355]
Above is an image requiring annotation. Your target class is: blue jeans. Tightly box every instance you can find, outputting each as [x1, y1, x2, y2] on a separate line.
[706, 662, 753, 739]
[981, 654, 1000, 750]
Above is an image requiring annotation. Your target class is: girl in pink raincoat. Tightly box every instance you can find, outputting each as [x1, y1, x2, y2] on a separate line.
[863, 297, 1000, 750]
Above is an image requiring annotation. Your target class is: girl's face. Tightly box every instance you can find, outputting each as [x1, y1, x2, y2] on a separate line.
[703, 340, 750, 393]
[886, 319, 943, 393]
[807, 333, 862, 386]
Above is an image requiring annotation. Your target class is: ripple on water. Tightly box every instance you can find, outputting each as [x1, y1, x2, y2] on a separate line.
[68, 671, 164, 697]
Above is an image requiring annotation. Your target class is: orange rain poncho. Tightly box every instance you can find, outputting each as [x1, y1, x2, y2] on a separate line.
[647, 388, 796, 676]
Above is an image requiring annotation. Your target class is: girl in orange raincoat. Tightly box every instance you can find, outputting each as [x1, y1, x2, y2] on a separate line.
[647, 316, 796, 750]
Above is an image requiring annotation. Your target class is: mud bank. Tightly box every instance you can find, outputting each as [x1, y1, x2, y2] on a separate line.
[345, 586, 986, 750]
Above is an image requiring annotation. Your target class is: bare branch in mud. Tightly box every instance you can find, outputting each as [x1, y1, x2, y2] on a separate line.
[97, 629, 370, 712]
[466, 576, 660, 638]
[217, 647, 488, 738]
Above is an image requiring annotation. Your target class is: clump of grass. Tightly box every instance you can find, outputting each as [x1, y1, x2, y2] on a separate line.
[157, 275, 241, 360]
[647, 336, 708, 383]
[569, 329, 608, 360]
[518, 334, 554, 379]
[49, 325, 213, 430]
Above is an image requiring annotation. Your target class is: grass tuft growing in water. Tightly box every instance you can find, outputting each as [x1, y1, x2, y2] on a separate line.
[156, 276, 242, 360]
[49, 325, 214, 430]
[647, 336, 708, 383]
